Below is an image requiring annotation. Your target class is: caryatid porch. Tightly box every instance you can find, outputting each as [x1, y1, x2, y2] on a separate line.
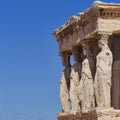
[53, 1, 120, 120]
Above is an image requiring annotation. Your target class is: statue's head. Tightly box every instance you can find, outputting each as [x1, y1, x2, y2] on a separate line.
[98, 34, 109, 49]
[98, 40, 107, 49]
[81, 40, 90, 57]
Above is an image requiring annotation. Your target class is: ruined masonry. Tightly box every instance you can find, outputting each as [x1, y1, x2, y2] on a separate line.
[53, 1, 120, 120]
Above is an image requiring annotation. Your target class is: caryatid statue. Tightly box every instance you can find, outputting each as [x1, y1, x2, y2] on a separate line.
[94, 35, 113, 108]
[81, 40, 96, 79]
[69, 47, 82, 112]
[60, 52, 71, 112]
[78, 40, 95, 111]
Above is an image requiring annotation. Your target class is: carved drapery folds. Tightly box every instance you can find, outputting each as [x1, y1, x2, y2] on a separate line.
[78, 41, 95, 112]
[69, 47, 82, 112]
[52, 1, 120, 118]
[60, 52, 71, 112]
[59, 34, 113, 113]
[94, 34, 113, 108]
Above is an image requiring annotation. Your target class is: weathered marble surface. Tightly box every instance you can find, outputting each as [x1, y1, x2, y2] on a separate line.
[69, 65, 80, 112]
[53, 0, 120, 115]
[57, 109, 120, 120]
[78, 58, 94, 111]
[53, 1, 120, 52]
[69, 48, 82, 112]
[60, 52, 71, 112]
[94, 38, 113, 108]
[60, 72, 70, 112]
[59, 37, 113, 113]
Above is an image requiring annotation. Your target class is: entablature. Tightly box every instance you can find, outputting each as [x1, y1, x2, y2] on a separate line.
[53, 1, 120, 52]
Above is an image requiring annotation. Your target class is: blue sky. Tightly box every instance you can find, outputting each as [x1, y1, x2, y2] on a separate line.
[0, 0, 119, 120]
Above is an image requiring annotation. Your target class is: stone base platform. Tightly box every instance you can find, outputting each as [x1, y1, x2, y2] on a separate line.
[57, 108, 120, 120]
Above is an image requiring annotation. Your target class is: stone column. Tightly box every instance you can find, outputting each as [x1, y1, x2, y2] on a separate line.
[94, 34, 113, 108]
[59, 52, 71, 112]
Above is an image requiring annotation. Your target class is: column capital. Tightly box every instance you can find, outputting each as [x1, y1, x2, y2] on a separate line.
[98, 34, 110, 41]
[97, 34, 111, 47]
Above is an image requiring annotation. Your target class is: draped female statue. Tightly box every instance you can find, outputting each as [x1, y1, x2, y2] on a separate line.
[60, 52, 71, 112]
[94, 39, 113, 108]
[69, 47, 82, 112]
[78, 40, 95, 111]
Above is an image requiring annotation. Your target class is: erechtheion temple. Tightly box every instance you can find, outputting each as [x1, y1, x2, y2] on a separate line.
[53, 1, 120, 120]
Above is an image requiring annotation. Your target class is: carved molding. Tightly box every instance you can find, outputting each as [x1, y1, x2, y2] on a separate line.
[57, 109, 120, 120]
[53, 2, 120, 52]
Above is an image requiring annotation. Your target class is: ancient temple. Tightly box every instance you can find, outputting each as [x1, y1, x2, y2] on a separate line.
[53, 1, 120, 120]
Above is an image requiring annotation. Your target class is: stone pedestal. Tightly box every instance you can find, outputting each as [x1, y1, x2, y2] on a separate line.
[57, 109, 120, 120]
